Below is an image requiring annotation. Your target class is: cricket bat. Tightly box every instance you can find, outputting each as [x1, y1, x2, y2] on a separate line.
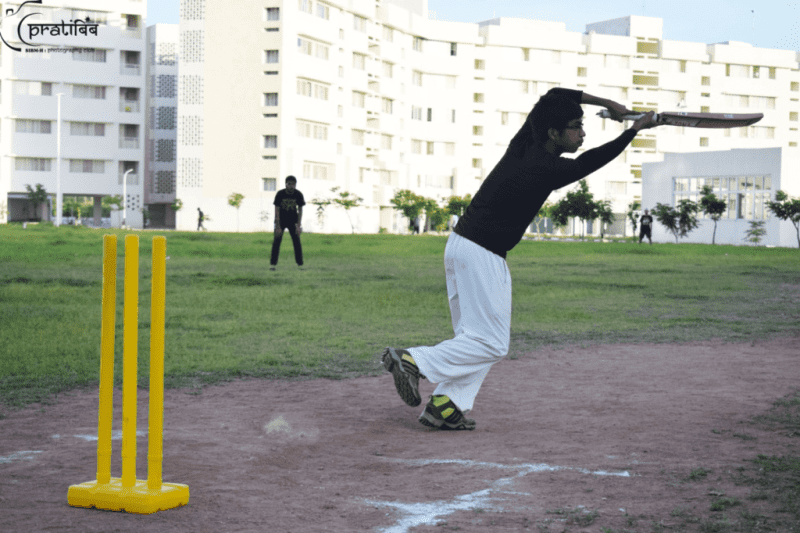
[596, 109, 763, 128]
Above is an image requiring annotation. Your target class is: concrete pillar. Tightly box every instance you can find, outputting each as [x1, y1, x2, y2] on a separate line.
[94, 196, 103, 227]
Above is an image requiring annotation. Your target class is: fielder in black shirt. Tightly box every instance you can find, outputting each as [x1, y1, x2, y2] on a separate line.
[382, 88, 660, 430]
[270, 176, 305, 269]
[639, 209, 654, 244]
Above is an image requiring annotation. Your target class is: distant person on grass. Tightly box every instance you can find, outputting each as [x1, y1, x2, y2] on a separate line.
[270, 176, 305, 271]
[197, 208, 205, 231]
[639, 209, 653, 244]
[382, 88, 659, 430]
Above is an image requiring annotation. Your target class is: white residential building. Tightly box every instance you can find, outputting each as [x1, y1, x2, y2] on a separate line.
[145, 23, 178, 228]
[0, 0, 146, 226]
[175, 0, 800, 234]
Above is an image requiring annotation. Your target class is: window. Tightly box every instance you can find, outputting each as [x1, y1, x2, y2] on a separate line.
[381, 97, 393, 114]
[790, 112, 799, 122]
[263, 178, 277, 191]
[700, 137, 709, 147]
[298, 0, 312, 14]
[314, 84, 328, 100]
[265, 7, 280, 21]
[473, 93, 484, 103]
[353, 52, 366, 70]
[352, 91, 366, 108]
[303, 161, 333, 180]
[382, 61, 393, 78]
[753, 66, 760, 78]
[70, 160, 105, 173]
[383, 26, 393, 42]
[427, 108, 432, 122]
[264, 93, 278, 106]
[426, 141, 434, 155]
[297, 79, 312, 97]
[769, 67, 776, 79]
[15, 119, 51, 134]
[411, 139, 422, 154]
[702, 76, 711, 86]
[577, 67, 587, 77]
[381, 134, 392, 150]
[475, 59, 486, 70]
[264, 50, 279, 63]
[72, 48, 106, 62]
[298, 37, 328, 60]
[411, 106, 422, 120]
[452, 110, 456, 123]
[792, 82, 799, 92]
[15, 158, 52, 171]
[413, 37, 423, 52]
[501, 112, 508, 125]
[450, 43, 457, 56]
[297, 120, 328, 140]
[316, 2, 329, 19]
[351, 129, 365, 146]
[472, 158, 482, 168]
[70, 122, 105, 136]
[353, 15, 366, 32]
[473, 125, 483, 136]
[412, 70, 422, 86]
[264, 135, 278, 148]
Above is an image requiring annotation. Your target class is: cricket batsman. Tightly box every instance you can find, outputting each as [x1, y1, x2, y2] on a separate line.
[382, 88, 659, 430]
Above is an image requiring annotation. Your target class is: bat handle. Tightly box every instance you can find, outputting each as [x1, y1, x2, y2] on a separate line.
[597, 110, 659, 122]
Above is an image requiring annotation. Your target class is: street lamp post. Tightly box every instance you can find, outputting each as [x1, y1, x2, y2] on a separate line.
[122, 168, 133, 228]
[56, 93, 64, 227]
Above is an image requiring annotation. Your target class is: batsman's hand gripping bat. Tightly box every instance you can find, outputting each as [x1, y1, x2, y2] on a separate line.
[597, 109, 763, 128]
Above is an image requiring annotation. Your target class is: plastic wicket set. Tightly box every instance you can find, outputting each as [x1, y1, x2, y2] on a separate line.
[68, 235, 189, 514]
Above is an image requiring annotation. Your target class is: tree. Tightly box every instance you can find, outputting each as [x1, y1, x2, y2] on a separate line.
[699, 185, 727, 245]
[105, 195, 123, 216]
[744, 220, 766, 245]
[767, 190, 800, 248]
[531, 201, 554, 237]
[227, 192, 244, 232]
[170, 198, 183, 212]
[310, 197, 332, 228]
[423, 199, 449, 232]
[445, 194, 471, 216]
[551, 180, 597, 238]
[390, 189, 427, 232]
[330, 187, 363, 234]
[652, 200, 699, 243]
[626, 200, 641, 237]
[594, 200, 615, 239]
[25, 184, 48, 221]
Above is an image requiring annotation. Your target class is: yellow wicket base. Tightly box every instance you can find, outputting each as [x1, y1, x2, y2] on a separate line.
[68, 478, 189, 514]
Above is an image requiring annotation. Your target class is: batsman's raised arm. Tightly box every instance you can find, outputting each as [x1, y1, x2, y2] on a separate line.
[580, 92, 634, 122]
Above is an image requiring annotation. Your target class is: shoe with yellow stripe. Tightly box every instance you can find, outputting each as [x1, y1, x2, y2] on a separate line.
[381, 347, 424, 407]
[418, 395, 476, 431]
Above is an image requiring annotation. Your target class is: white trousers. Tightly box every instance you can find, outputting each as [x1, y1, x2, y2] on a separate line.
[409, 232, 512, 412]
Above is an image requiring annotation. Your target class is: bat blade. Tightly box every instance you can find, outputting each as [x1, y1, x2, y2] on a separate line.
[658, 112, 764, 128]
[596, 110, 764, 128]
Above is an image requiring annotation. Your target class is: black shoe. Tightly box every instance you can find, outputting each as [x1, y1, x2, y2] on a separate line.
[418, 395, 476, 430]
[381, 347, 423, 407]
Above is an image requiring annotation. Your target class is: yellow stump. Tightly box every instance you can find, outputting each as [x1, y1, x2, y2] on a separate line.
[68, 235, 189, 514]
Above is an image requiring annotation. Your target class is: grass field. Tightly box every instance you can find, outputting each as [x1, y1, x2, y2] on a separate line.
[0, 223, 798, 410]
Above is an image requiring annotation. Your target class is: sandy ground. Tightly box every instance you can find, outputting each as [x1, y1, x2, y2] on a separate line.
[1, 338, 798, 533]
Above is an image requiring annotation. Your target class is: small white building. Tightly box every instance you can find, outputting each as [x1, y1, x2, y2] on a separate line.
[642, 147, 800, 247]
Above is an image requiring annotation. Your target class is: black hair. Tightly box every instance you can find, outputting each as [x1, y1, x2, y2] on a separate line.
[285, 175, 297, 184]
[508, 92, 584, 157]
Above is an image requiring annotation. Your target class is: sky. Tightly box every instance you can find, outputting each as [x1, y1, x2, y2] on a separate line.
[147, 0, 799, 51]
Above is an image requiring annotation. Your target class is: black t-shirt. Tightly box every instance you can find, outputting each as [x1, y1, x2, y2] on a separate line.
[640, 215, 653, 227]
[455, 88, 637, 258]
[274, 189, 305, 225]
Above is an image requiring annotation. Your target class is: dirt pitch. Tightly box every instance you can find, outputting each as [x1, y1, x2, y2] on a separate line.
[1, 338, 799, 533]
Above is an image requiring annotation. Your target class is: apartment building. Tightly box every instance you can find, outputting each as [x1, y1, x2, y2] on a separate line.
[145, 23, 178, 228]
[0, 0, 146, 226]
[175, 0, 800, 234]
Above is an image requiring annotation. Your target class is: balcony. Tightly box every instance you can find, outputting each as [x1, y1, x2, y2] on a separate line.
[120, 100, 140, 112]
[120, 137, 140, 149]
[120, 63, 141, 76]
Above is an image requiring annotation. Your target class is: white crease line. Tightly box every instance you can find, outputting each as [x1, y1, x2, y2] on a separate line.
[0, 451, 43, 464]
[368, 459, 630, 532]
[65, 430, 148, 442]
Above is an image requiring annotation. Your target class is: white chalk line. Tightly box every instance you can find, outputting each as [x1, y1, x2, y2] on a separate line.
[0, 450, 43, 464]
[51, 430, 148, 441]
[367, 458, 631, 533]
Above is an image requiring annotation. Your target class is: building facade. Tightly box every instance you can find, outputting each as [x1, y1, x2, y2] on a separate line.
[175, 0, 800, 234]
[145, 23, 178, 228]
[0, 0, 146, 226]
[642, 147, 799, 247]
